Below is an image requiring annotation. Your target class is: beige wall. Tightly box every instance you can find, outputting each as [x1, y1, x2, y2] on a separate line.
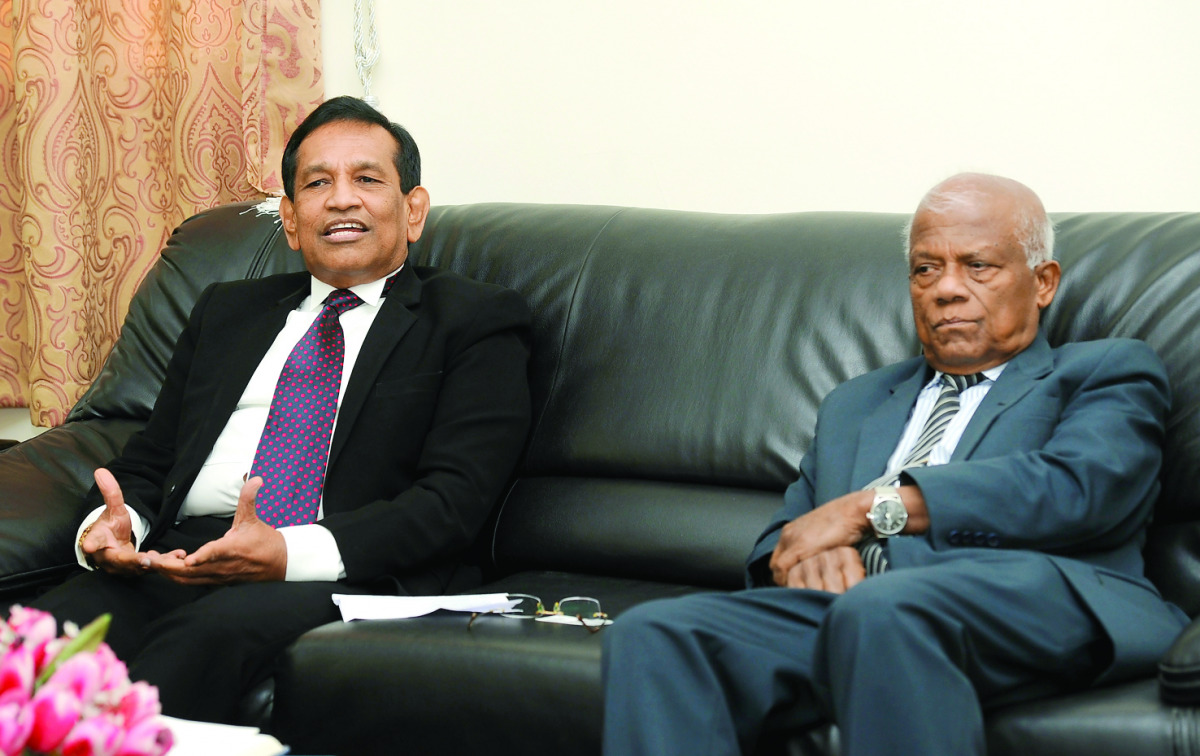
[5, 2, 1195, 438]
[320, 1, 1200, 213]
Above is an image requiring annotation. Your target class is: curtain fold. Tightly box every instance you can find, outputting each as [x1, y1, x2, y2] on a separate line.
[0, 0, 322, 426]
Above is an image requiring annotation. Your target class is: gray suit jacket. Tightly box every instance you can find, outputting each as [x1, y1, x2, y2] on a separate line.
[747, 334, 1187, 684]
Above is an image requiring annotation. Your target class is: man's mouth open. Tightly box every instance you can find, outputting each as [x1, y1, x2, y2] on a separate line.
[323, 221, 367, 241]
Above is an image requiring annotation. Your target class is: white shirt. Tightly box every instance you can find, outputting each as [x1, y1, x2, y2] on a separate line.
[882, 362, 1008, 479]
[75, 268, 399, 581]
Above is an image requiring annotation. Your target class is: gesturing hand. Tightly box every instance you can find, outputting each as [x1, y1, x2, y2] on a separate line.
[768, 490, 873, 587]
[83, 468, 150, 576]
[154, 477, 288, 585]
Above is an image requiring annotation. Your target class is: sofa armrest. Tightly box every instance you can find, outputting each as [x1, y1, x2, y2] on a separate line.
[1158, 614, 1200, 704]
[0, 419, 142, 597]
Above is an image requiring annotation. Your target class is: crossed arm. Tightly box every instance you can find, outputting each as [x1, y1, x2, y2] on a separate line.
[766, 485, 929, 593]
[756, 340, 1169, 596]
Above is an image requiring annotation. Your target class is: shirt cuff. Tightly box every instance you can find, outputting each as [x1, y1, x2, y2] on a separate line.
[74, 505, 149, 570]
[278, 524, 347, 582]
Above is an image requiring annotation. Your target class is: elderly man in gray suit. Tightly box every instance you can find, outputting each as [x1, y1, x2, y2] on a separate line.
[601, 173, 1187, 755]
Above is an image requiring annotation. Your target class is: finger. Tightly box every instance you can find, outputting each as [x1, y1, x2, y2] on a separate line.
[146, 553, 190, 575]
[94, 547, 150, 576]
[821, 553, 846, 594]
[183, 538, 231, 568]
[792, 559, 819, 590]
[143, 550, 187, 565]
[770, 537, 801, 586]
[232, 477, 265, 529]
[840, 548, 866, 591]
[93, 468, 126, 514]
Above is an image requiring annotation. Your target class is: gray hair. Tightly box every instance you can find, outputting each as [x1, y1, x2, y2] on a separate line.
[903, 182, 1055, 269]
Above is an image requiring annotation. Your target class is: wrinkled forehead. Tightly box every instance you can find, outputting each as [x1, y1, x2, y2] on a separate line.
[911, 187, 1024, 251]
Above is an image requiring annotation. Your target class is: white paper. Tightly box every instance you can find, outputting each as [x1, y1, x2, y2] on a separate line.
[160, 716, 287, 756]
[332, 593, 518, 621]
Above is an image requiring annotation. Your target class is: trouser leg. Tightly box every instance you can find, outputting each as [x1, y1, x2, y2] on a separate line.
[34, 566, 371, 723]
[129, 580, 368, 723]
[602, 589, 837, 756]
[814, 552, 1107, 756]
[32, 568, 210, 665]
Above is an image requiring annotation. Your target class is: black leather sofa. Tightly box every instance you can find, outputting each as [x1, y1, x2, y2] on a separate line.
[3, 201, 1200, 755]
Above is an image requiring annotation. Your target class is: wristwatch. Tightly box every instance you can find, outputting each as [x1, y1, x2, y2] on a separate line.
[867, 486, 907, 537]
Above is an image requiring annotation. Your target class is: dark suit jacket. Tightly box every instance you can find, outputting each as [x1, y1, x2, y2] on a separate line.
[94, 264, 532, 594]
[747, 334, 1187, 684]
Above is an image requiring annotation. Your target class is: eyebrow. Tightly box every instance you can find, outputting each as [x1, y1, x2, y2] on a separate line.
[298, 159, 388, 180]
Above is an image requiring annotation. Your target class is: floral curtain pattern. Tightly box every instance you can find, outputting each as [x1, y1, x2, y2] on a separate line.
[0, 0, 322, 426]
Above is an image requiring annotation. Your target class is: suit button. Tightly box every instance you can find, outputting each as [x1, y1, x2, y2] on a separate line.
[986, 533, 1000, 548]
[972, 532, 988, 546]
[948, 530, 961, 546]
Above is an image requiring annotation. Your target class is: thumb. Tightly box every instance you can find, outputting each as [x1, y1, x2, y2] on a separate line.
[93, 468, 125, 515]
[232, 476, 266, 529]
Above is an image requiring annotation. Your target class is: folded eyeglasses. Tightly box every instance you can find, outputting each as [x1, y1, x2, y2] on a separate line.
[468, 593, 610, 633]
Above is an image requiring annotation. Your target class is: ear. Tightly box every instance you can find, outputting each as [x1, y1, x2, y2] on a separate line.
[279, 196, 301, 251]
[405, 186, 431, 244]
[1034, 260, 1061, 309]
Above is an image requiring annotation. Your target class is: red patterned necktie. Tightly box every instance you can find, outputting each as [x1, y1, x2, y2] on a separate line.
[251, 288, 366, 527]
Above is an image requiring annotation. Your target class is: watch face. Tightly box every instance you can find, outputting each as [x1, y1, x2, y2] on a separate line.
[878, 501, 901, 529]
[871, 497, 906, 536]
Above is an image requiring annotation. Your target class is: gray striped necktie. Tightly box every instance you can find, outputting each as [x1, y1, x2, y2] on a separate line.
[859, 371, 986, 575]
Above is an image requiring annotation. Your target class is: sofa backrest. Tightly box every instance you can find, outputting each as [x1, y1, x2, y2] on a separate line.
[55, 202, 1200, 609]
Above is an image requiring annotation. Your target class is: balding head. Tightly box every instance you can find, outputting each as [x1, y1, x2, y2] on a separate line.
[906, 173, 1055, 268]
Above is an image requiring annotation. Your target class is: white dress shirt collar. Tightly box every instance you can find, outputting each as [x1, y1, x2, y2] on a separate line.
[305, 264, 403, 312]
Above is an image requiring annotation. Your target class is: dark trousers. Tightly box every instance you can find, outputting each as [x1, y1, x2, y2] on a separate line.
[32, 517, 374, 724]
[601, 551, 1108, 756]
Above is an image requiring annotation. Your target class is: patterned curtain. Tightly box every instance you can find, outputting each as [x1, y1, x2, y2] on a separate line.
[0, 0, 323, 426]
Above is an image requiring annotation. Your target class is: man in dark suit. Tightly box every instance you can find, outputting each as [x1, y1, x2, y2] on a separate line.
[601, 174, 1188, 755]
[34, 96, 532, 723]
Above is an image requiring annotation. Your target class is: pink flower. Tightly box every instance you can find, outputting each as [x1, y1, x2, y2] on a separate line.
[116, 682, 161, 728]
[92, 645, 130, 693]
[61, 715, 124, 756]
[7, 606, 57, 648]
[0, 701, 33, 755]
[47, 652, 104, 703]
[115, 717, 174, 756]
[27, 683, 83, 753]
[0, 643, 34, 706]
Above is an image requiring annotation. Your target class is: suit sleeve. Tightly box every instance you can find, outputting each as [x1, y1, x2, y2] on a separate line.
[83, 283, 220, 529]
[744, 421, 822, 587]
[317, 286, 532, 583]
[904, 339, 1169, 558]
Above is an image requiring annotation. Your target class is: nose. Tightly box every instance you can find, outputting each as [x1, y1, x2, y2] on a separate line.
[934, 262, 970, 303]
[325, 175, 360, 210]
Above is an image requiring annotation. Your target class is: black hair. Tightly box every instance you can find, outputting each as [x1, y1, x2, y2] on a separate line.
[281, 95, 420, 199]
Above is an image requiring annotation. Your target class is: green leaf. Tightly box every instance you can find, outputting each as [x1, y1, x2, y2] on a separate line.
[34, 613, 111, 687]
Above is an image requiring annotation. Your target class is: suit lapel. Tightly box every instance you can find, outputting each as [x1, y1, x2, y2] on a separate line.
[198, 279, 309, 451]
[851, 358, 929, 487]
[327, 264, 422, 468]
[952, 333, 1054, 460]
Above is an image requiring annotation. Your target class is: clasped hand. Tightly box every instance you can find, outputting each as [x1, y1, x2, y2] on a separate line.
[768, 490, 873, 594]
[81, 469, 287, 584]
